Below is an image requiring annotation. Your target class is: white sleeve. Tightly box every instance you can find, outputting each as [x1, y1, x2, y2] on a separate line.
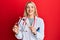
[15, 19, 23, 39]
[15, 31, 22, 39]
[35, 18, 44, 40]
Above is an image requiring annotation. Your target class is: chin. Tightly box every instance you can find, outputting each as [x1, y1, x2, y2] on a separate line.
[28, 13, 33, 15]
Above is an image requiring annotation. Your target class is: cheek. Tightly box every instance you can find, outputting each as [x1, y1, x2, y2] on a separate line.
[32, 8, 35, 12]
[27, 9, 29, 12]
[32, 8, 34, 11]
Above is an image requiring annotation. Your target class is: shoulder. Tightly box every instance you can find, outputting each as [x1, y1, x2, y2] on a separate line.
[19, 16, 26, 21]
[36, 16, 44, 22]
[18, 16, 27, 24]
[36, 16, 44, 27]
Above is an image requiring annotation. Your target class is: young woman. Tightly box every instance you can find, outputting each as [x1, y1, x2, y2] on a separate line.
[13, 1, 44, 40]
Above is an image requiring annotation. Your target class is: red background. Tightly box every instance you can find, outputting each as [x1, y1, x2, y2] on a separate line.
[0, 0, 60, 40]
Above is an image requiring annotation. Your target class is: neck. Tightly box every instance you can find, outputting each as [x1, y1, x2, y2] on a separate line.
[28, 15, 34, 18]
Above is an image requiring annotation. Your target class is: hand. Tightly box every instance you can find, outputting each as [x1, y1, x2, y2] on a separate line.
[29, 26, 37, 35]
[12, 24, 19, 34]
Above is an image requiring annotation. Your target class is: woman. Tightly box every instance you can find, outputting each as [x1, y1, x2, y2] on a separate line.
[13, 1, 44, 40]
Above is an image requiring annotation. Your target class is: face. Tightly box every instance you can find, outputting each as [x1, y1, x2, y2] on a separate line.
[26, 3, 35, 16]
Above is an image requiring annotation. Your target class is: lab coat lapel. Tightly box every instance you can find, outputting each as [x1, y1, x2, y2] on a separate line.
[25, 17, 30, 27]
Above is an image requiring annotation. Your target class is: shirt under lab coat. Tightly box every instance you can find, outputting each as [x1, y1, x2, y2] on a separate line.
[15, 16, 44, 40]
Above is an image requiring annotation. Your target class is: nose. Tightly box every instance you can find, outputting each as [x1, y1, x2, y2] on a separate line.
[29, 7, 32, 11]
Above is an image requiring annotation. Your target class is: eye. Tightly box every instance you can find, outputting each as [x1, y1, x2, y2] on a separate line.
[31, 6, 34, 8]
[27, 6, 29, 8]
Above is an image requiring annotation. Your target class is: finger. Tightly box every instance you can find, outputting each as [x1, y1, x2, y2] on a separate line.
[14, 25, 18, 28]
[13, 28, 18, 33]
[12, 29, 15, 32]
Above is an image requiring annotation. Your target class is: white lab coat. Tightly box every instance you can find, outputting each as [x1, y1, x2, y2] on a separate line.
[15, 16, 44, 40]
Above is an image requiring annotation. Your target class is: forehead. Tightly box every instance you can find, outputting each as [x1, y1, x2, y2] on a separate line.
[27, 3, 34, 7]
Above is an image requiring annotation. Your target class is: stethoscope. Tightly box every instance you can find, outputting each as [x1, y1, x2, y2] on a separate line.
[22, 16, 35, 27]
[21, 16, 40, 31]
[19, 16, 40, 40]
